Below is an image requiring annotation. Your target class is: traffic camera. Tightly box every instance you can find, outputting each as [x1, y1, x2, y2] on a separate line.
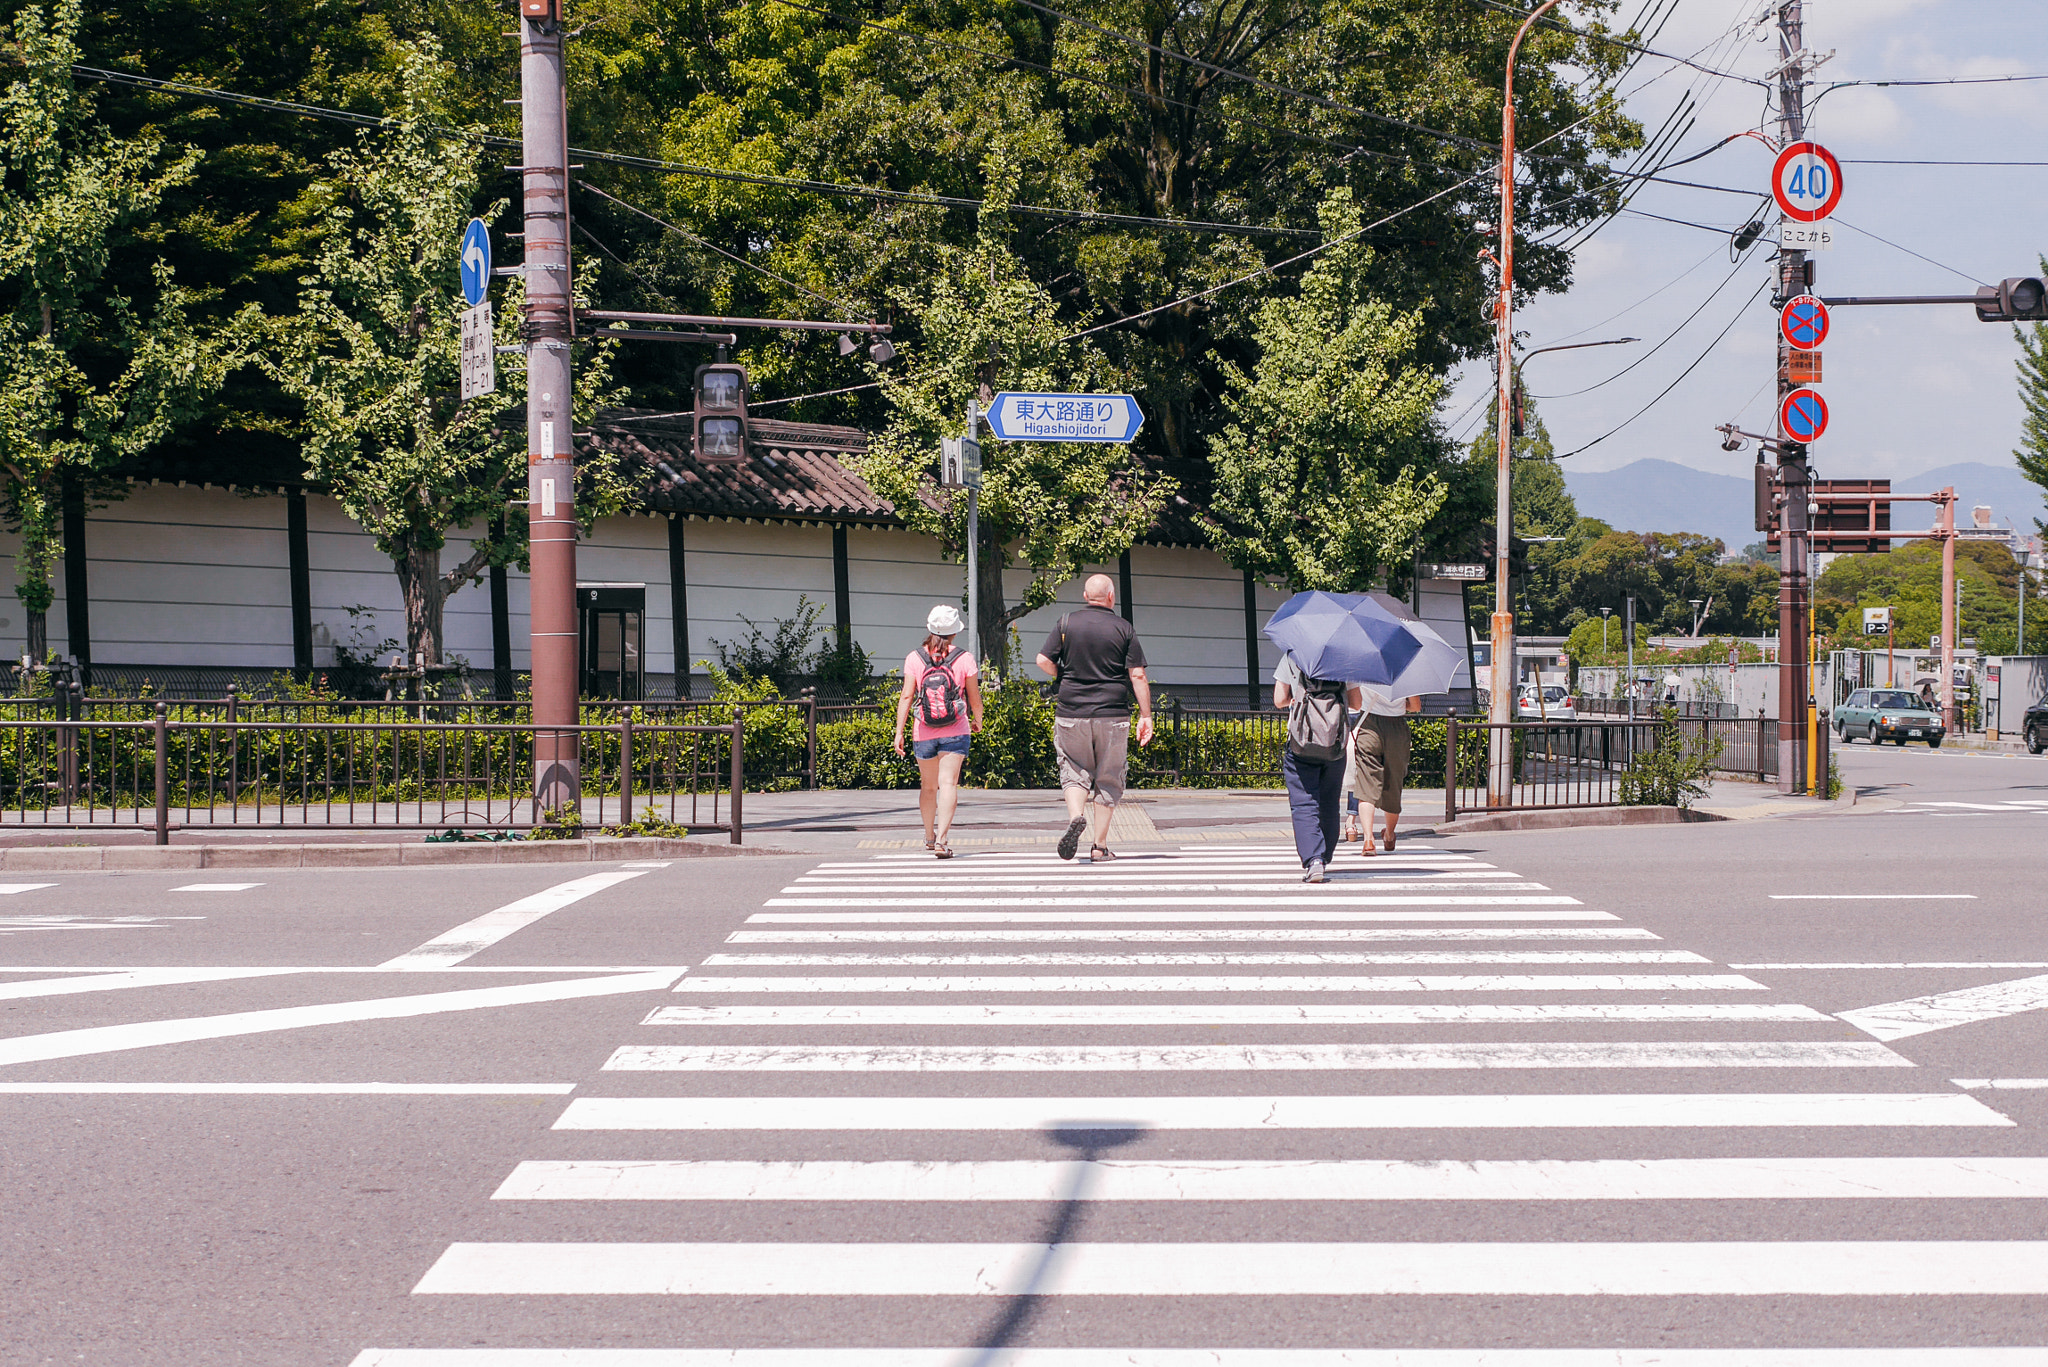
[694, 362, 749, 463]
[1975, 278, 2048, 322]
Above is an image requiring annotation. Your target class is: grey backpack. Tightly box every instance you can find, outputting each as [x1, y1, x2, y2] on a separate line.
[1286, 674, 1348, 761]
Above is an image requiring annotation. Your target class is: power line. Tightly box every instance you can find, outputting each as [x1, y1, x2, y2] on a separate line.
[1534, 245, 1760, 400]
[1831, 217, 1986, 288]
[578, 180, 864, 317]
[1461, 0, 1769, 87]
[1555, 277, 1772, 461]
[1843, 159, 2048, 167]
[69, 65, 1321, 239]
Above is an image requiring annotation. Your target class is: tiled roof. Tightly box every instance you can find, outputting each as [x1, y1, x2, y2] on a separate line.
[586, 411, 891, 523]
[586, 409, 1219, 548]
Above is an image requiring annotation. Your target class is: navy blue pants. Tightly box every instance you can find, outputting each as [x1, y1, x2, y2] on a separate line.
[1282, 749, 1343, 868]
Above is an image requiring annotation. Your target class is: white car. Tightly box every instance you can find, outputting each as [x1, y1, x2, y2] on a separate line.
[1516, 685, 1577, 721]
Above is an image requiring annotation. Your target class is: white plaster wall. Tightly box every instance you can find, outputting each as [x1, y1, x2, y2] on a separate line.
[0, 484, 1298, 688]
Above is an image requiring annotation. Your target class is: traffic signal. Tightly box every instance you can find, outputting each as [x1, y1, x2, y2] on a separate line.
[1975, 277, 2048, 322]
[694, 362, 749, 463]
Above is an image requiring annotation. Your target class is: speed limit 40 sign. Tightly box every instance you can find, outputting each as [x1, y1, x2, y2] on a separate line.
[1773, 141, 1843, 222]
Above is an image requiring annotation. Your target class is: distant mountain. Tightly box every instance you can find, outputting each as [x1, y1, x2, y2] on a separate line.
[1563, 460, 1755, 550]
[1562, 459, 2046, 550]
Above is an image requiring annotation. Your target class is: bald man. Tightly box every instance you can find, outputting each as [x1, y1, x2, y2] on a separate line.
[1035, 573, 1152, 862]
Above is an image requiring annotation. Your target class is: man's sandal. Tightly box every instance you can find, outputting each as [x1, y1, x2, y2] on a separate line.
[1089, 845, 1118, 863]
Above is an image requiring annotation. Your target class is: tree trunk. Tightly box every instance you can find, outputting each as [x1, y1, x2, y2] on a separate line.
[974, 522, 1010, 676]
[395, 542, 445, 666]
[25, 611, 45, 663]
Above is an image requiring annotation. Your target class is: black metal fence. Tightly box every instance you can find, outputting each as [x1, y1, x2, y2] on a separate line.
[1575, 699, 1777, 781]
[1442, 719, 1664, 818]
[0, 712, 743, 845]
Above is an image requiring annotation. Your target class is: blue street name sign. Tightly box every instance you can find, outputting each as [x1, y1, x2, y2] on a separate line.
[459, 218, 492, 307]
[987, 392, 1144, 444]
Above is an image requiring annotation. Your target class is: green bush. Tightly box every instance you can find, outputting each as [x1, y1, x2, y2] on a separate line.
[815, 712, 918, 790]
[964, 679, 1060, 788]
[1619, 706, 1722, 808]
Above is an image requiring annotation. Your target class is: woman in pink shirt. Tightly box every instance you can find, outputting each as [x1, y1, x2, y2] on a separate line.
[892, 604, 984, 858]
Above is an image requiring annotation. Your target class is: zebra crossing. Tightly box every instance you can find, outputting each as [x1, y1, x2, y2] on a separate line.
[356, 843, 2047, 1364]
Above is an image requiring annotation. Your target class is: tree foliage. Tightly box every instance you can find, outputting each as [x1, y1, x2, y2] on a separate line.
[860, 164, 1170, 666]
[0, 0, 226, 653]
[255, 46, 624, 664]
[2017, 254, 2048, 532]
[1814, 539, 2039, 657]
[1207, 190, 1447, 591]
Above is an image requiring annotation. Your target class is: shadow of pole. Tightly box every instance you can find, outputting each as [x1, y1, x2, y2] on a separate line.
[956, 1123, 1146, 1367]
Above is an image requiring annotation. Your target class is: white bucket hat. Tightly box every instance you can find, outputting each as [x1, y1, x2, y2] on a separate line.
[926, 604, 966, 636]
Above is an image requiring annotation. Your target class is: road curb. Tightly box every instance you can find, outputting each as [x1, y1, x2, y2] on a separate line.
[0, 837, 787, 871]
[1436, 806, 1725, 835]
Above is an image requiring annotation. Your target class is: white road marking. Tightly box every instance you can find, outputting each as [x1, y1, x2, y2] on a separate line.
[0, 967, 305, 1000]
[410, 1239, 2048, 1296]
[0, 1081, 575, 1094]
[0, 971, 681, 1067]
[553, 1091, 2010, 1131]
[764, 896, 1583, 908]
[1768, 894, 1977, 900]
[1842, 973, 2048, 1041]
[671, 974, 1763, 994]
[0, 883, 56, 895]
[749, 910, 1621, 924]
[782, 889, 1548, 897]
[378, 871, 650, 970]
[0, 964, 685, 974]
[346, 1351, 2048, 1365]
[1737, 963, 2048, 970]
[1955, 1079, 2048, 1090]
[645, 1003, 1830, 1027]
[493, 1156, 2048, 1203]
[601, 1041, 1908, 1072]
[698, 951, 1707, 967]
[726, 928, 1662, 944]
[0, 915, 203, 932]
[620, 862, 674, 868]
[171, 883, 264, 892]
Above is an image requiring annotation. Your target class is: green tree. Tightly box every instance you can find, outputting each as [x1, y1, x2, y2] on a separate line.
[257, 46, 623, 665]
[2018, 254, 2048, 530]
[1207, 190, 1448, 591]
[0, 0, 226, 657]
[858, 163, 1171, 666]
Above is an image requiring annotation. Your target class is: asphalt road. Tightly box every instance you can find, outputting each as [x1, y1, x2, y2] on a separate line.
[5, 742, 2048, 1364]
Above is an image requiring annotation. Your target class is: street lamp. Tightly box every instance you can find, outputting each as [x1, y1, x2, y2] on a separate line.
[1689, 598, 1703, 638]
[1489, 0, 1572, 806]
[1601, 606, 1612, 659]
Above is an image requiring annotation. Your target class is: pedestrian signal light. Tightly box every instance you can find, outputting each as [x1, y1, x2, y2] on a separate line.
[1976, 278, 2048, 322]
[694, 363, 749, 463]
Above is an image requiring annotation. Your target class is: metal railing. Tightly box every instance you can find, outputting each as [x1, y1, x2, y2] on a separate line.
[0, 710, 743, 845]
[1442, 719, 1665, 818]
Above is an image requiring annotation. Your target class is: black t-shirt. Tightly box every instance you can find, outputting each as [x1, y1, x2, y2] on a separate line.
[1041, 605, 1147, 718]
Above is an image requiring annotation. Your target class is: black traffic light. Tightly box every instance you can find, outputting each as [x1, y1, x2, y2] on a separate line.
[1975, 277, 2048, 322]
[693, 362, 749, 463]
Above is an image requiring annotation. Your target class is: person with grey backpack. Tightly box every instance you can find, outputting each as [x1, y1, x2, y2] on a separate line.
[1274, 652, 1363, 883]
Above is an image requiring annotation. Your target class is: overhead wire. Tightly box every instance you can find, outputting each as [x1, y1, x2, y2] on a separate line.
[1532, 240, 1763, 400]
[1461, 0, 1769, 88]
[1830, 217, 1986, 288]
[1554, 276, 1772, 461]
[69, 65, 1319, 239]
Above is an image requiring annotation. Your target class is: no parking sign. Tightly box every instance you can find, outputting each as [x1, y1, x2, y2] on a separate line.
[1780, 387, 1829, 444]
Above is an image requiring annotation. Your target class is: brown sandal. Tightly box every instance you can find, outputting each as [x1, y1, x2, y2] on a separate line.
[934, 842, 953, 859]
[1089, 845, 1118, 863]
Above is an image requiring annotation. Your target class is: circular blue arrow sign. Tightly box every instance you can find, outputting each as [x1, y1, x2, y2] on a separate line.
[459, 218, 491, 307]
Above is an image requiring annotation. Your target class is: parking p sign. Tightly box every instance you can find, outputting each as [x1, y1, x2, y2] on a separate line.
[1863, 606, 1891, 636]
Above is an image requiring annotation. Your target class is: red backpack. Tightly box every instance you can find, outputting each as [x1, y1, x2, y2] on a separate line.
[916, 647, 965, 727]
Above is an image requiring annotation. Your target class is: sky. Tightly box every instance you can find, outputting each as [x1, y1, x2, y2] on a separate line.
[1441, 0, 2048, 499]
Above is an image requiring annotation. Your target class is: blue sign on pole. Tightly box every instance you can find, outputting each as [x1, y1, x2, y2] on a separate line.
[1780, 386, 1829, 444]
[987, 392, 1144, 444]
[459, 218, 492, 307]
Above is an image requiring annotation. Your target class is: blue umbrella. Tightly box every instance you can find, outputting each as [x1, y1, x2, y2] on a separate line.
[1358, 591, 1466, 699]
[1262, 590, 1424, 688]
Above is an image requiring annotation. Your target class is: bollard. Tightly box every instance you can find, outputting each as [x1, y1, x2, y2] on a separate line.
[728, 719, 744, 845]
[1443, 718, 1459, 824]
[618, 714, 633, 828]
[153, 702, 170, 846]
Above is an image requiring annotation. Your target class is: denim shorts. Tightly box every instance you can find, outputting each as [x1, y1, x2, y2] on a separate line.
[913, 734, 971, 760]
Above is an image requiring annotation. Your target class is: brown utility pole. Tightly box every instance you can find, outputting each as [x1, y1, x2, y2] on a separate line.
[519, 0, 579, 813]
[1773, 0, 1811, 795]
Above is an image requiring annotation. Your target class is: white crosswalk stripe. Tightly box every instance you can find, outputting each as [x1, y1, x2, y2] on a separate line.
[371, 843, 2046, 1361]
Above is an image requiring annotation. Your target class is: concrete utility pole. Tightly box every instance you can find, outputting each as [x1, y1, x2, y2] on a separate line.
[1773, 0, 1811, 795]
[519, 0, 579, 812]
[1940, 490, 1957, 729]
[1488, 0, 1566, 807]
